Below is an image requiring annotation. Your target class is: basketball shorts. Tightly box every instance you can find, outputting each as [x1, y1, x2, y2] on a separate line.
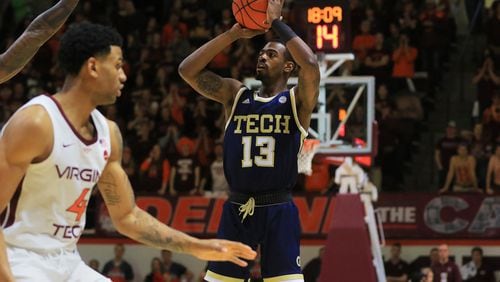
[7, 246, 110, 282]
[205, 200, 304, 282]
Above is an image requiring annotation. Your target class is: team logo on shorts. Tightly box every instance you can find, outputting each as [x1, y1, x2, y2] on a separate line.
[296, 256, 301, 267]
[279, 96, 287, 104]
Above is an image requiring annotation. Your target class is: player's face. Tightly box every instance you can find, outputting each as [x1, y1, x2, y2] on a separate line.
[255, 42, 287, 81]
[94, 46, 127, 105]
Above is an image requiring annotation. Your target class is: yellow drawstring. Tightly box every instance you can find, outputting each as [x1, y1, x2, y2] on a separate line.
[238, 197, 255, 222]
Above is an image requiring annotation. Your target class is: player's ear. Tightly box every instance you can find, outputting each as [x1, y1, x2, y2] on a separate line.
[86, 57, 99, 78]
[284, 61, 295, 74]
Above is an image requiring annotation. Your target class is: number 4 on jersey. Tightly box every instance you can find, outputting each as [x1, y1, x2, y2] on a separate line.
[66, 188, 91, 222]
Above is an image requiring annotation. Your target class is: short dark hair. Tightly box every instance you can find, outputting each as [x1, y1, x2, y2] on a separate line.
[58, 22, 123, 75]
[392, 243, 402, 249]
[471, 246, 483, 256]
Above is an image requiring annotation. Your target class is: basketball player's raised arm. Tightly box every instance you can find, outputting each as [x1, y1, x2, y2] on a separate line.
[97, 122, 256, 266]
[268, 0, 320, 128]
[178, 25, 263, 107]
[0, 106, 53, 282]
[0, 0, 79, 84]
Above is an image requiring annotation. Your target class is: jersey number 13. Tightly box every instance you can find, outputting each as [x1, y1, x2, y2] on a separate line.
[241, 136, 275, 168]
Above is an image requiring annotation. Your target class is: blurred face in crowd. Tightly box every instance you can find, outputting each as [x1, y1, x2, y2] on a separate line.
[446, 125, 456, 138]
[181, 143, 191, 157]
[161, 250, 173, 264]
[438, 244, 449, 263]
[421, 267, 433, 282]
[390, 245, 401, 260]
[360, 20, 371, 34]
[151, 144, 161, 160]
[215, 144, 224, 158]
[114, 244, 125, 260]
[430, 248, 439, 265]
[151, 257, 162, 272]
[472, 249, 482, 265]
[377, 84, 388, 99]
[457, 144, 468, 157]
[473, 124, 482, 139]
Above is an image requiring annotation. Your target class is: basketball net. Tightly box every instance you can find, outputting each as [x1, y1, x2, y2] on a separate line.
[298, 139, 321, 176]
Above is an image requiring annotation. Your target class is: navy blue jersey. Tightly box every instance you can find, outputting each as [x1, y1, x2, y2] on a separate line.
[223, 87, 307, 194]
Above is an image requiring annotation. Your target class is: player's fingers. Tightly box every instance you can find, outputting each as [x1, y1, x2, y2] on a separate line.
[230, 256, 249, 267]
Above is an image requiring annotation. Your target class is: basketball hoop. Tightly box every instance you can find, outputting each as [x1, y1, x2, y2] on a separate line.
[298, 139, 321, 176]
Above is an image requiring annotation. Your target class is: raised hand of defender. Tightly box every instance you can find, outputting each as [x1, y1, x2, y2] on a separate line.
[266, 0, 285, 24]
[190, 239, 257, 267]
[229, 24, 266, 39]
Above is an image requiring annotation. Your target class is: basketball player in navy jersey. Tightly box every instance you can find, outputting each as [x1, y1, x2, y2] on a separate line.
[0, 23, 255, 281]
[0, 0, 80, 84]
[179, 0, 320, 280]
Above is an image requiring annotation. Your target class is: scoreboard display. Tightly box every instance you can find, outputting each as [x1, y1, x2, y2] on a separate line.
[293, 0, 351, 53]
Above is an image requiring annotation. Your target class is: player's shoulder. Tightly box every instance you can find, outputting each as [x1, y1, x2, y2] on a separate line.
[5, 104, 52, 135]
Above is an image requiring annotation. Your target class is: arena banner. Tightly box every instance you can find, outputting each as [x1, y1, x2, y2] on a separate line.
[91, 194, 500, 239]
[378, 194, 500, 239]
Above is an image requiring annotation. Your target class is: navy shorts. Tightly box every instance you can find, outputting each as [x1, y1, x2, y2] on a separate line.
[205, 200, 303, 281]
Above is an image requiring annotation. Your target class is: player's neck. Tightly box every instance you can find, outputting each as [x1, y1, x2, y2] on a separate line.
[258, 81, 288, 98]
[54, 78, 96, 128]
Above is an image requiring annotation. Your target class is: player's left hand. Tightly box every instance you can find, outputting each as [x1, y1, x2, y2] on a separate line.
[190, 239, 257, 267]
[266, 0, 285, 25]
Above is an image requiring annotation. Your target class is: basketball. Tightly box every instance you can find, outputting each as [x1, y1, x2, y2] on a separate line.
[232, 0, 270, 30]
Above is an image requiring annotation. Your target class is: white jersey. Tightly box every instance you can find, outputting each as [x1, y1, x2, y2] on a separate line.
[1, 95, 111, 253]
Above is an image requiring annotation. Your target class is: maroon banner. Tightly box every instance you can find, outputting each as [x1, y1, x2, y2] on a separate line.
[378, 193, 500, 239]
[89, 193, 500, 240]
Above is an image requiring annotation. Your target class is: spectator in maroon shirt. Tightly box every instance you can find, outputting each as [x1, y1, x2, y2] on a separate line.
[431, 244, 462, 282]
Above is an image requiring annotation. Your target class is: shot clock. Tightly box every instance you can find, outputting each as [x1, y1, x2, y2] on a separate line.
[293, 0, 351, 53]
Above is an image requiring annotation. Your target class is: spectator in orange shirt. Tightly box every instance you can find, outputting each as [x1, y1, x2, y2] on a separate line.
[392, 34, 418, 78]
[162, 14, 188, 45]
[140, 144, 171, 195]
[352, 20, 376, 62]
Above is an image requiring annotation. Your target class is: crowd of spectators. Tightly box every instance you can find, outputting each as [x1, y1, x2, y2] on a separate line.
[434, 2, 500, 195]
[0, 0, 499, 192]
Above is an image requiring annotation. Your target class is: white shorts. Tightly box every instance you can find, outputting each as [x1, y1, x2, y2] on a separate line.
[7, 246, 110, 282]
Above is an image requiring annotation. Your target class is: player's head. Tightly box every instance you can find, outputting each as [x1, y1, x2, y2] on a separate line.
[255, 40, 296, 83]
[390, 243, 402, 259]
[58, 22, 126, 105]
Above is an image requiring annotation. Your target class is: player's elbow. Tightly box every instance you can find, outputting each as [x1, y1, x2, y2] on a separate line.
[178, 61, 193, 81]
[301, 57, 319, 71]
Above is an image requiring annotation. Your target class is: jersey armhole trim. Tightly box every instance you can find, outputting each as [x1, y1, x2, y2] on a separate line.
[224, 87, 247, 131]
[290, 87, 308, 138]
[16, 101, 56, 168]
